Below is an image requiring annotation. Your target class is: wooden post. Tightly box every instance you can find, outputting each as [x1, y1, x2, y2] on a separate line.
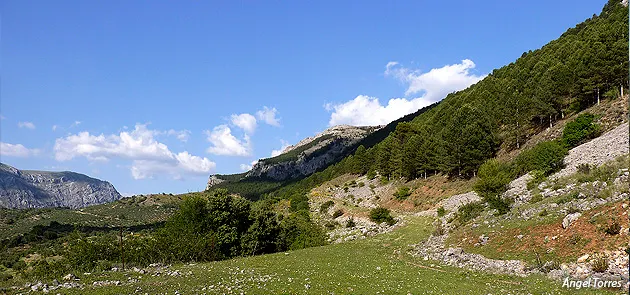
[119, 226, 125, 270]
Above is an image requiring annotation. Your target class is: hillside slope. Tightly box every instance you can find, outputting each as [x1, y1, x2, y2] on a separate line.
[0, 163, 121, 209]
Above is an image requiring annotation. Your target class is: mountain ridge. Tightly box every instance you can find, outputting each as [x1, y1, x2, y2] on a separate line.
[0, 163, 122, 209]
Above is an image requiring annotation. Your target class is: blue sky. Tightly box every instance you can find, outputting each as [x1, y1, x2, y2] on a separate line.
[0, 0, 607, 195]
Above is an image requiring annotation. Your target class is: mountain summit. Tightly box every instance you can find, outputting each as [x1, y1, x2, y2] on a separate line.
[0, 163, 122, 209]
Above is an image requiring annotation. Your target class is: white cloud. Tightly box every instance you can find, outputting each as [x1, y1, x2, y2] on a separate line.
[230, 113, 258, 134]
[385, 59, 485, 98]
[327, 60, 486, 126]
[71, 121, 81, 127]
[205, 125, 251, 157]
[53, 124, 215, 179]
[52, 125, 58, 131]
[130, 152, 216, 180]
[0, 142, 39, 158]
[270, 139, 291, 157]
[256, 106, 281, 127]
[165, 129, 191, 142]
[18, 122, 36, 129]
[239, 160, 259, 171]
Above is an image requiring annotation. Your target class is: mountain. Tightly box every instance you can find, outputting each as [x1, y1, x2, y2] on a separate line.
[245, 125, 381, 181]
[208, 0, 628, 202]
[0, 163, 122, 209]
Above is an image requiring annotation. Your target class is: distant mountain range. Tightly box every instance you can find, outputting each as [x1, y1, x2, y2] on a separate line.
[0, 163, 121, 209]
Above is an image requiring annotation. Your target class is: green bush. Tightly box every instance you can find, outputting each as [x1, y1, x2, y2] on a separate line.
[474, 159, 514, 199]
[591, 254, 608, 272]
[369, 207, 396, 225]
[604, 220, 621, 235]
[457, 202, 484, 223]
[562, 113, 600, 148]
[345, 218, 356, 228]
[393, 187, 411, 201]
[529, 194, 543, 203]
[366, 170, 377, 180]
[437, 206, 446, 217]
[515, 141, 567, 176]
[319, 200, 334, 213]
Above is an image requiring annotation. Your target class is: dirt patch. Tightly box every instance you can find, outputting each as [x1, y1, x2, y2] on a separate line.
[456, 200, 629, 263]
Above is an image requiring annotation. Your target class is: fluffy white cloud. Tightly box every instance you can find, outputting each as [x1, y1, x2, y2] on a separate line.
[0, 142, 39, 158]
[205, 125, 251, 156]
[327, 60, 486, 126]
[131, 152, 216, 180]
[385, 59, 485, 98]
[54, 124, 215, 179]
[270, 140, 291, 157]
[52, 125, 58, 131]
[256, 106, 281, 127]
[164, 129, 191, 142]
[18, 122, 36, 129]
[230, 113, 258, 134]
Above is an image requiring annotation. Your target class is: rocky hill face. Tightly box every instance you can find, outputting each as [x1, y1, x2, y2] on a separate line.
[243, 125, 380, 182]
[0, 163, 122, 209]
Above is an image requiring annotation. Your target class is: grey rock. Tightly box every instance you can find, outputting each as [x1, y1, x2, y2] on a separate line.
[0, 163, 121, 209]
[205, 175, 225, 190]
[245, 125, 380, 181]
[562, 212, 582, 229]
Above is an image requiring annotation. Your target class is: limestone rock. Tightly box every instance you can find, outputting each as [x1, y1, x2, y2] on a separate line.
[245, 125, 381, 181]
[0, 163, 121, 209]
[562, 212, 582, 229]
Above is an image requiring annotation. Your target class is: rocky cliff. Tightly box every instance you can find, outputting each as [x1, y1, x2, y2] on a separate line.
[243, 125, 380, 182]
[0, 163, 122, 209]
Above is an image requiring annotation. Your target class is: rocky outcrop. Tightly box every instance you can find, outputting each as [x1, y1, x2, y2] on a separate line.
[245, 125, 380, 181]
[550, 122, 629, 180]
[205, 175, 225, 190]
[0, 163, 121, 209]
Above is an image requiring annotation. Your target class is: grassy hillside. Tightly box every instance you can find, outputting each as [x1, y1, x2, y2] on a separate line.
[1, 217, 617, 294]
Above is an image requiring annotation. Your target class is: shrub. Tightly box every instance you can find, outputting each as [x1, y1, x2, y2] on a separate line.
[345, 218, 356, 228]
[529, 194, 543, 203]
[324, 221, 338, 230]
[567, 207, 581, 214]
[568, 234, 582, 245]
[358, 182, 365, 187]
[539, 209, 548, 217]
[562, 113, 600, 148]
[393, 187, 411, 201]
[577, 163, 591, 174]
[369, 207, 396, 225]
[604, 220, 621, 235]
[379, 176, 389, 185]
[319, 200, 334, 213]
[366, 170, 377, 180]
[515, 141, 567, 176]
[369, 184, 376, 189]
[437, 206, 446, 217]
[432, 222, 446, 236]
[457, 202, 484, 223]
[0, 272, 12, 281]
[556, 191, 579, 204]
[474, 159, 515, 198]
[332, 209, 344, 219]
[591, 254, 608, 272]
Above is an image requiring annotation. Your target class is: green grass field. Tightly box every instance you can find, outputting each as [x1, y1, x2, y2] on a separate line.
[6, 216, 620, 295]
